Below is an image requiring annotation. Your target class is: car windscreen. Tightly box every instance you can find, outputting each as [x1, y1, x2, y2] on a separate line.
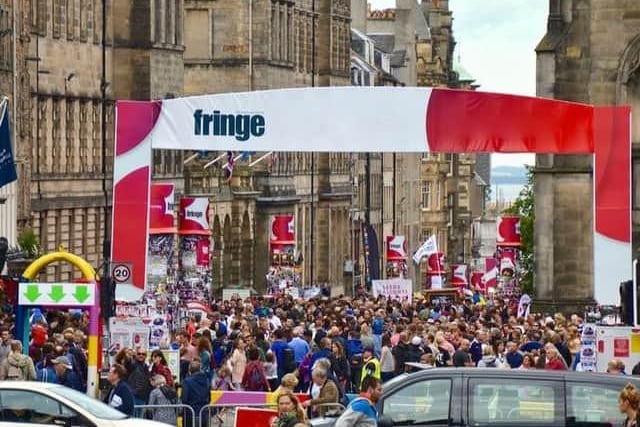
[48, 385, 129, 420]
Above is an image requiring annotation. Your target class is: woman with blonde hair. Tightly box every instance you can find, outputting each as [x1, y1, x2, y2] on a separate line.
[274, 373, 299, 398]
[619, 382, 640, 427]
[271, 391, 308, 427]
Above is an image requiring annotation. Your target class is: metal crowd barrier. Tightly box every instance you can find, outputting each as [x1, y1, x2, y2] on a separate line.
[199, 402, 346, 427]
[133, 403, 195, 426]
[200, 403, 277, 427]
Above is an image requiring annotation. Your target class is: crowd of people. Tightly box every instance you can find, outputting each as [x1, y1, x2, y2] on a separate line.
[6, 290, 640, 426]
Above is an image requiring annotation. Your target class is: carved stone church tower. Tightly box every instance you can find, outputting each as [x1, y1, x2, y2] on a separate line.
[535, 0, 640, 310]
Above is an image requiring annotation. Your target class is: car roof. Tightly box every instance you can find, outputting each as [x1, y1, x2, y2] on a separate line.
[0, 381, 60, 390]
[393, 367, 640, 385]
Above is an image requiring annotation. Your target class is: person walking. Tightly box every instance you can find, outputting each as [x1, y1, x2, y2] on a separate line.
[271, 391, 308, 427]
[106, 364, 135, 416]
[333, 376, 382, 427]
[51, 355, 83, 391]
[182, 360, 211, 427]
[148, 374, 178, 426]
[619, 383, 640, 427]
[0, 340, 36, 381]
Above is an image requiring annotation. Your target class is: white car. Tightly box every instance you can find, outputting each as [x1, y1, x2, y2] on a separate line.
[0, 381, 166, 427]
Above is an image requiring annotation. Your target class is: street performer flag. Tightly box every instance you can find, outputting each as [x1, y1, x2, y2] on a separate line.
[413, 234, 438, 264]
[0, 97, 17, 189]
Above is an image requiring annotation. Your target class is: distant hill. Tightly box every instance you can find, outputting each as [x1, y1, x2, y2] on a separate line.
[491, 166, 528, 185]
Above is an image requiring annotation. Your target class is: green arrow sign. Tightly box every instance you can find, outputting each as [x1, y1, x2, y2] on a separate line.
[73, 286, 90, 303]
[48, 285, 66, 303]
[24, 284, 42, 303]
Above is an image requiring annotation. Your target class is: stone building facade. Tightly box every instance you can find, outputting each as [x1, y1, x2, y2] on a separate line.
[1, 0, 481, 294]
[535, 0, 640, 309]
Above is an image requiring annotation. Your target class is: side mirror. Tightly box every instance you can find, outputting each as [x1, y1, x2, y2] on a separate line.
[378, 414, 394, 427]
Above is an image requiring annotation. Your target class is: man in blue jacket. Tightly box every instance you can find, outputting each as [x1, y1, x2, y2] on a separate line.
[51, 356, 83, 392]
[182, 360, 211, 427]
[106, 364, 135, 416]
[334, 375, 382, 427]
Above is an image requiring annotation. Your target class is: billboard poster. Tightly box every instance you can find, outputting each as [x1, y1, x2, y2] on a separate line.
[372, 279, 412, 302]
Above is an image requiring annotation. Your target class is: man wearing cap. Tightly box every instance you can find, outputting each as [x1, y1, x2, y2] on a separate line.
[51, 355, 83, 392]
[359, 347, 380, 388]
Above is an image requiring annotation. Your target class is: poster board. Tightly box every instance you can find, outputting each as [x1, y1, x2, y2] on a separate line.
[372, 279, 412, 302]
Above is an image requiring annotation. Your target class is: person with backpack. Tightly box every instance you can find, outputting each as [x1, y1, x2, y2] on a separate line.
[242, 346, 270, 392]
[148, 374, 178, 426]
[0, 340, 36, 381]
[333, 376, 382, 427]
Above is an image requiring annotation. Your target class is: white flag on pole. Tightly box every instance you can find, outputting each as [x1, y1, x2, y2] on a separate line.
[413, 234, 438, 264]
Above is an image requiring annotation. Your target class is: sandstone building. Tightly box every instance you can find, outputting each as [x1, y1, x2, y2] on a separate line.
[0, 0, 483, 295]
[535, 0, 640, 309]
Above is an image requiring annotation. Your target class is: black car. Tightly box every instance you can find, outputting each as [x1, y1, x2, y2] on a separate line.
[311, 368, 640, 427]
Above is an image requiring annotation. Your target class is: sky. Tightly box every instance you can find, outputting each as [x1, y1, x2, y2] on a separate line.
[367, 0, 549, 168]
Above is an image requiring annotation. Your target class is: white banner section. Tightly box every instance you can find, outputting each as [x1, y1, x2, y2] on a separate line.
[149, 87, 432, 152]
[372, 279, 413, 302]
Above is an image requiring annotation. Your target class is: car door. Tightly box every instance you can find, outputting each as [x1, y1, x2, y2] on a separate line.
[465, 376, 564, 427]
[379, 375, 459, 427]
[565, 380, 627, 427]
[0, 389, 93, 427]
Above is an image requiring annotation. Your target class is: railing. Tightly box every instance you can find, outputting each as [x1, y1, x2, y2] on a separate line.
[133, 403, 195, 426]
[199, 402, 346, 427]
[134, 401, 345, 427]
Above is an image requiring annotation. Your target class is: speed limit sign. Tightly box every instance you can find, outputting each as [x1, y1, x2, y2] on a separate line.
[111, 262, 132, 284]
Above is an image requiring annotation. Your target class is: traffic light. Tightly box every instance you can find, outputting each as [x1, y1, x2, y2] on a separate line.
[100, 276, 115, 320]
[620, 280, 634, 326]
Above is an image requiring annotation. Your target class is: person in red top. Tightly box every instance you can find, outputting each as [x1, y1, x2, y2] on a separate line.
[544, 343, 567, 371]
[150, 350, 174, 387]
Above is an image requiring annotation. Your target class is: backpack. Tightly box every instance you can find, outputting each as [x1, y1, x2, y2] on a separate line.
[6, 364, 24, 381]
[212, 340, 231, 370]
[244, 363, 267, 391]
[298, 352, 313, 385]
[282, 347, 297, 374]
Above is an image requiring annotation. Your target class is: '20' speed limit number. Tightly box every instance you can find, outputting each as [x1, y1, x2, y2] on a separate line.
[112, 263, 132, 284]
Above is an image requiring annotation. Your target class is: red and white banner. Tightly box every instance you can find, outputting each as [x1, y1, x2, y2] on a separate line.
[500, 249, 516, 276]
[111, 88, 630, 301]
[386, 235, 408, 260]
[179, 197, 211, 235]
[496, 215, 521, 247]
[482, 266, 498, 289]
[426, 252, 445, 275]
[450, 264, 468, 287]
[270, 214, 295, 244]
[471, 271, 483, 289]
[149, 184, 176, 234]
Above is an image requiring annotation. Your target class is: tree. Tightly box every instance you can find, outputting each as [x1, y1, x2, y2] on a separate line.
[503, 167, 534, 295]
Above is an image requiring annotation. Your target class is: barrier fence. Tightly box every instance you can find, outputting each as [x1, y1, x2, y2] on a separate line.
[133, 404, 195, 426]
[134, 402, 345, 427]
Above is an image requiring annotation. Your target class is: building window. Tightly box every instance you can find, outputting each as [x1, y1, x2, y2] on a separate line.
[422, 181, 432, 210]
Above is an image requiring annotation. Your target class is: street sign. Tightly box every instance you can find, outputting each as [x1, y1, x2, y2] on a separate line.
[18, 282, 96, 306]
[111, 262, 132, 284]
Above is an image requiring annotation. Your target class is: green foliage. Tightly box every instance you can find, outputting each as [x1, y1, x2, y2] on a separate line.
[17, 228, 40, 258]
[503, 167, 534, 295]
